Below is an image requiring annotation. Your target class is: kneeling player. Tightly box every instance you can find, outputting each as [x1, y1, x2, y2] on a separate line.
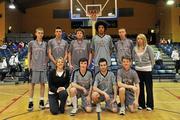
[92, 58, 118, 113]
[117, 56, 140, 115]
[69, 58, 93, 115]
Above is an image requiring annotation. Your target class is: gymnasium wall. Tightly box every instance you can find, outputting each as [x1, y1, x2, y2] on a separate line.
[6, 0, 157, 36]
[171, 7, 180, 42]
[0, 1, 5, 45]
[5, 5, 23, 33]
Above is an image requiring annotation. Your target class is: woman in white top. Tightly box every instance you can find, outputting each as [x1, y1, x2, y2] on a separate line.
[0, 57, 8, 82]
[132, 34, 155, 111]
[171, 48, 180, 75]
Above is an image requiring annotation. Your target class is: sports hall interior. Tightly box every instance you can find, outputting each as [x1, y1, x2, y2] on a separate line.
[0, 0, 180, 120]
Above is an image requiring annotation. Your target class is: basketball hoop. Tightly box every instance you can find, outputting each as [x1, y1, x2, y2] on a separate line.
[87, 10, 99, 22]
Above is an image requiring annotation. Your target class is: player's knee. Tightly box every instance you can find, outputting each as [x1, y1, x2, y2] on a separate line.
[112, 108, 118, 113]
[69, 87, 77, 96]
[92, 92, 100, 103]
[128, 106, 135, 113]
[85, 107, 92, 113]
[119, 87, 125, 93]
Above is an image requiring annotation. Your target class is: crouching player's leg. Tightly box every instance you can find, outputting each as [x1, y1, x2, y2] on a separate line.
[92, 91, 102, 112]
[69, 87, 78, 115]
[118, 87, 126, 115]
[126, 87, 139, 113]
[81, 92, 92, 113]
[105, 94, 118, 113]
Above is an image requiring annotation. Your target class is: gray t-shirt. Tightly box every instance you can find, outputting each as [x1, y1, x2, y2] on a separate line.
[28, 40, 47, 71]
[93, 71, 116, 94]
[48, 38, 68, 59]
[71, 69, 93, 90]
[69, 40, 91, 67]
[117, 68, 139, 86]
[91, 35, 114, 66]
[115, 38, 133, 65]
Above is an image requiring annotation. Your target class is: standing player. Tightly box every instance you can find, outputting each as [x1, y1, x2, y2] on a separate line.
[47, 27, 69, 107]
[48, 26, 68, 69]
[27, 27, 48, 111]
[115, 28, 133, 67]
[68, 28, 92, 71]
[69, 58, 93, 115]
[91, 21, 114, 73]
[117, 56, 140, 115]
[92, 58, 117, 113]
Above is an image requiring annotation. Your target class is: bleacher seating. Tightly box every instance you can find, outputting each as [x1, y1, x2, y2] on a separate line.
[152, 44, 176, 81]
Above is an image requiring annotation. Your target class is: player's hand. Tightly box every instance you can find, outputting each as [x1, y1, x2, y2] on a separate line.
[57, 87, 65, 93]
[131, 86, 137, 92]
[104, 93, 110, 101]
[82, 88, 88, 95]
[133, 99, 139, 108]
[110, 98, 116, 104]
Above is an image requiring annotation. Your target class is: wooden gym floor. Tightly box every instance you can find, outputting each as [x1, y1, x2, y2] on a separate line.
[0, 82, 180, 120]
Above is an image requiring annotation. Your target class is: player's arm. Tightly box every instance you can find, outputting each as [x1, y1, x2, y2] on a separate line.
[134, 83, 140, 102]
[27, 52, 31, 70]
[113, 84, 117, 101]
[117, 80, 134, 89]
[93, 86, 106, 96]
[48, 48, 56, 65]
[64, 49, 68, 61]
[71, 82, 86, 91]
[68, 51, 72, 65]
[88, 52, 92, 66]
[64, 43, 69, 61]
[27, 42, 32, 70]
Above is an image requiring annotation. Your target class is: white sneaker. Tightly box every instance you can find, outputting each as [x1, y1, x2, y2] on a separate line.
[138, 106, 143, 110]
[96, 104, 102, 113]
[70, 108, 78, 115]
[146, 107, 152, 111]
[45, 101, 49, 108]
[119, 106, 125, 115]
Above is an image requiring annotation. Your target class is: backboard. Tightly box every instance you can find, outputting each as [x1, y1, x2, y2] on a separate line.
[70, 0, 117, 20]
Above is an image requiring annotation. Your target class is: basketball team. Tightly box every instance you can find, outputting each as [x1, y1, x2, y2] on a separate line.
[27, 20, 154, 115]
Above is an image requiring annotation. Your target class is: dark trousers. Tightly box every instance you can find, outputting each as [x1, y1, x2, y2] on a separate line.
[0, 72, 7, 81]
[48, 90, 68, 115]
[175, 60, 180, 73]
[137, 71, 154, 109]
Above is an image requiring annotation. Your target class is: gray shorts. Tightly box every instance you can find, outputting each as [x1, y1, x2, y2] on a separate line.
[31, 71, 47, 84]
[77, 90, 92, 108]
[125, 89, 135, 106]
[99, 94, 117, 111]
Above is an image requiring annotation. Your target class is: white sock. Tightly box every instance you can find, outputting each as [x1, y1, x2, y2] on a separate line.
[96, 103, 101, 108]
[29, 98, 33, 102]
[72, 96, 77, 109]
[40, 97, 44, 101]
[121, 103, 125, 108]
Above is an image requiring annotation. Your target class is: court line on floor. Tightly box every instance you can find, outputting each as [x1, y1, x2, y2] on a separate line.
[156, 108, 180, 115]
[162, 87, 180, 100]
[2, 110, 41, 120]
[0, 90, 29, 114]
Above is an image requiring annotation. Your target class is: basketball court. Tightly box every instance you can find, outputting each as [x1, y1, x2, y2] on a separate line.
[0, 0, 180, 120]
[0, 82, 180, 120]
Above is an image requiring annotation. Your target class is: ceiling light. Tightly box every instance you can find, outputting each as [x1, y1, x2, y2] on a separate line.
[76, 8, 81, 11]
[166, 0, 175, 5]
[9, 0, 16, 9]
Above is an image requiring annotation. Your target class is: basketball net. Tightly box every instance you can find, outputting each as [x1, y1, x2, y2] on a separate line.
[87, 10, 99, 36]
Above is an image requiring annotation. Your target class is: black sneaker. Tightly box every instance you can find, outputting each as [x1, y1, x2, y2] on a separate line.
[39, 100, 45, 110]
[28, 102, 33, 112]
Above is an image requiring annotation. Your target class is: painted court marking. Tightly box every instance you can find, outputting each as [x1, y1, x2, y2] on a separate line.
[0, 90, 29, 114]
[162, 88, 180, 100]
